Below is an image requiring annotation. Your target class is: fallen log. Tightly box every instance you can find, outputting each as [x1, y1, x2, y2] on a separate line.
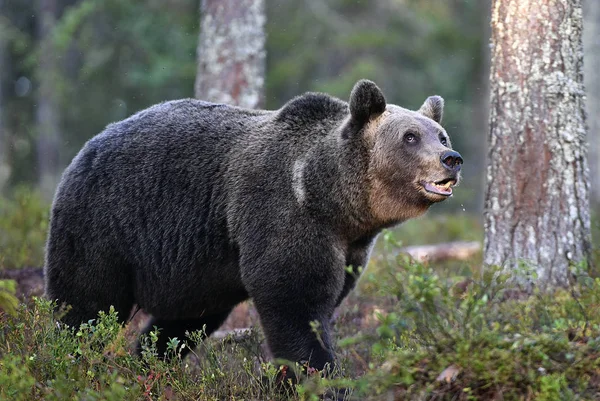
[0, 267, 44, 299]
[397, 241, 481, 263]
[212, 328, 254, 342]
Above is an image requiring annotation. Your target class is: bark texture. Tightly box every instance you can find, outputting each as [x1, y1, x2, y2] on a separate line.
[195, 0, 266, 108]
[484, 0, 591, 287]
[36, 0, 61, 197]
[583, 0, 600, 207]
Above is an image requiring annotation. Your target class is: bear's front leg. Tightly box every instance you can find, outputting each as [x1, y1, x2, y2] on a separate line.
[334, 235, 376, 308]
[253, 290, 336, 372]
[240, 237, 346, 374]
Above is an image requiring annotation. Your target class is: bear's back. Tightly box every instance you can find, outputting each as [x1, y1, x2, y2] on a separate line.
[51, 100, 271, 287]
[48, 94, 350, 307]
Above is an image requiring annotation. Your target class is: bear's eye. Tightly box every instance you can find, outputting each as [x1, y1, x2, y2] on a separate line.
[440, 136, 448, 146]
[404, 132, 418, 143]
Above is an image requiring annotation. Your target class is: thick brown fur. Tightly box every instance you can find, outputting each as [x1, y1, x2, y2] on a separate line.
[44, 80, 461, 371]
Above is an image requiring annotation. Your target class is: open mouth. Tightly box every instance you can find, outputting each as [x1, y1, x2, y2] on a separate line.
[421, 178, 457, 197]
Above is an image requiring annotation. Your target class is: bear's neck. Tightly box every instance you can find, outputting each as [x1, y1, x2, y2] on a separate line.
[303, 131, 389, 242]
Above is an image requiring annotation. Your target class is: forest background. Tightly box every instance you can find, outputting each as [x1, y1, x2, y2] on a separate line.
[2, 1, 600, 400]
[0, 0, 489, 208]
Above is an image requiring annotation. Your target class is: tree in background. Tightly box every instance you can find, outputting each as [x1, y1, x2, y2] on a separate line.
[35, 0, 61, 198]
[484, 0, 591, 288]
[583, 0, 600, 209]
[195, 0, 265, 108]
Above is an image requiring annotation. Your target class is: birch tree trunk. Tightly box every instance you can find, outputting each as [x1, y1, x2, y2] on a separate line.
[484, 0, 591, 288]
[195, 0, 265, 108]
[36, 0, 61, 198]
[583, 0, 600, 209]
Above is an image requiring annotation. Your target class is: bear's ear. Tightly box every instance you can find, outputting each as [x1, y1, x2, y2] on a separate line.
[418, 96, 444, 124]
[349, 80, 387, 126]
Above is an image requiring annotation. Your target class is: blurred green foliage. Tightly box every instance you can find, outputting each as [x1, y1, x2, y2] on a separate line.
[390, 213, 482, 246]
[1, 0, 487, 210]
[2, 0, 198, 186]
[0, 187, 49, 269]
[0, 279, 18, 316]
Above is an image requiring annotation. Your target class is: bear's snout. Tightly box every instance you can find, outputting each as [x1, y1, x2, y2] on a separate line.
[440, 150, 463, 172]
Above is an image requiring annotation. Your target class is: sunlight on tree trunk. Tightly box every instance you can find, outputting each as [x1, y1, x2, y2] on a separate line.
[583, 0, 600, 209]
[484, 0, 591, 288]
[195, 0, 266, 109]
[36, 0, 61, 198]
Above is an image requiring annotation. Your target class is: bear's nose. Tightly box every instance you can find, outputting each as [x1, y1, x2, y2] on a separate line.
[440, 150, 463, 172]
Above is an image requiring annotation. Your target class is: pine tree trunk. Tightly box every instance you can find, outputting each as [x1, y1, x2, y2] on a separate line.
[194, 0, 266, 109]
[36, 0, 61, 198]
[583, 0, 600, 209]
[484, 0, 591, 288]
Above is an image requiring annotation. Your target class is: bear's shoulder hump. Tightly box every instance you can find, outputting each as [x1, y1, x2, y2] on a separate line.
[275, 92, 348, 124]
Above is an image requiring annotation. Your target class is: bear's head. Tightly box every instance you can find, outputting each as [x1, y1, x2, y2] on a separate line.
[345, 80, 462, 224]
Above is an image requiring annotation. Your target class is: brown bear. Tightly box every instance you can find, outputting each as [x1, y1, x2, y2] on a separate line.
[44, 79, 462, 372]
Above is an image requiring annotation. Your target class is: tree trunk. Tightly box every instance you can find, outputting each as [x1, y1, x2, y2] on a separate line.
[194, 0, 266, 108]
[583, 0, 600, 209]
[36, 0, 61, 198]
[484, 0, 591, 288]
[194, 0, 266, 331]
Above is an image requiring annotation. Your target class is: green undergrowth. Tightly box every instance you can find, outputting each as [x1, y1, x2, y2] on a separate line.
[335, 257, 600, 400]
[0, 298, 294, 401]
[0, 187, 49, 269]
[2, 250, 600, 400]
